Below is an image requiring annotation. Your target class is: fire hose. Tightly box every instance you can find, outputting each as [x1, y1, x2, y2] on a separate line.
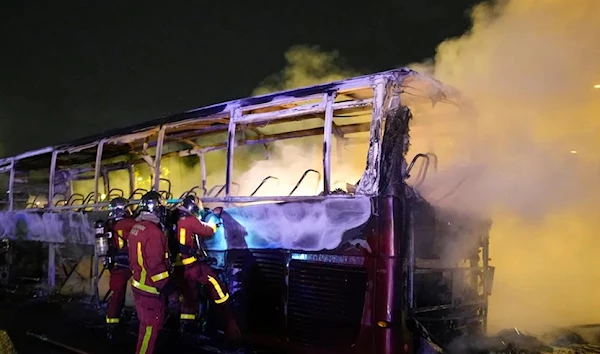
[26, 331, 91, 354]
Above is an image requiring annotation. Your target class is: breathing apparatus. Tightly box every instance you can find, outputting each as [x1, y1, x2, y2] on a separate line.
[94, 219, 114, 268]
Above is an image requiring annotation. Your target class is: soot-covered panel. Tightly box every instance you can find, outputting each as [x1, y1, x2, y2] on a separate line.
[0, 197, 371, 253]
[0, 211, 96, 244]
[204, 196, 372, 251]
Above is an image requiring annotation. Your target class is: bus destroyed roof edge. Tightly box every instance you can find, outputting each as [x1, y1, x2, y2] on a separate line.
[0, 67, 465, 165]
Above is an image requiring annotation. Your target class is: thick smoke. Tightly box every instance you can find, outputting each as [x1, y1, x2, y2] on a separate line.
[205, 45, 368, 200]
[410, 0, 600, 333]
[252, 45, 358, 95]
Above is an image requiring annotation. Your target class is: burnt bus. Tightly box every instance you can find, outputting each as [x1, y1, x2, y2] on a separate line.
[0, 68, 493, 353]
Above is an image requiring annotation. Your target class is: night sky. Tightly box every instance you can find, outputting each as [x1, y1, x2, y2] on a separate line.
[0, 0, 482, 157]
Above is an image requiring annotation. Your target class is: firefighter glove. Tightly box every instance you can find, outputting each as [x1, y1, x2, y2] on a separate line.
[103, 256, 114, 270]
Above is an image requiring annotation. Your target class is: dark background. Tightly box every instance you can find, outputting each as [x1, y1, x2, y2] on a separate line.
[0, 0, 483, 157]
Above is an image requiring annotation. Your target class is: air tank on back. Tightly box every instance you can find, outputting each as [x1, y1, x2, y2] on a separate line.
[94, 219, 111, 258]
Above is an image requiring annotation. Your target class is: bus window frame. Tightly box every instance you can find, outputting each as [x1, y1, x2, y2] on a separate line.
[34, 69, 467, 211]
[0, 158, 14, 211]
[225, 89, 378, 200]
[0, 146, 55, 211]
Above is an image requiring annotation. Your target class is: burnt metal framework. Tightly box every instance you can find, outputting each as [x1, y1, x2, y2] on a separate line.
[0, 67, 462, 212]
[407, 209, 494, 342]
[0, 68, 491, 349]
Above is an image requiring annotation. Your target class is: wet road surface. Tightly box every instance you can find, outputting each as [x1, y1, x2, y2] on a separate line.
[0, 291, 250, 354]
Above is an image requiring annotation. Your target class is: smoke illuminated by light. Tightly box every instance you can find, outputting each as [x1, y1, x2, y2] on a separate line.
[410, 0, 600, 334]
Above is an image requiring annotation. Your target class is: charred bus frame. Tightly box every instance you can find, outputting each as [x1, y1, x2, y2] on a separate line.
[0, 68, 493, 354]
[0, 68, 464, 209]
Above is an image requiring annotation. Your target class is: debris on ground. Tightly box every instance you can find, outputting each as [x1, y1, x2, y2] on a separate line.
[2, 287, 600, 354]
[447, 326, 600, 354]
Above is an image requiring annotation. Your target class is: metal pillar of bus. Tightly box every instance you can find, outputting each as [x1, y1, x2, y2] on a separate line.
[7, 158, 15, 211]
[356, 77, 388, 196]
[322, 91, 337, 195]
[93, 140, 107, 205]
[47, 149, 59, 290]
[199, 151, 207, 195]
[225, 106, 241, 201]
[127, 164, 135, 198]
[91, 140, 106, 306]
[153, 126, 166, 192]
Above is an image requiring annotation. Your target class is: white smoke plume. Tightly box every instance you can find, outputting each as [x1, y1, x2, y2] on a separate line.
[410, 0, 600, 334]
[252, 45, 359, 95]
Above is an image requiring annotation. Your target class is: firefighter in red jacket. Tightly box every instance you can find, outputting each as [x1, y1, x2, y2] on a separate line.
[128, 191, 175, 354]
[105, 197, 137, 339]
[174, 196, 241, 340]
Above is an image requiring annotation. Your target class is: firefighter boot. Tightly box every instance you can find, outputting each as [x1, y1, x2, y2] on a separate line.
[106, 323, 118, 340]
[223, 305, 242, 342]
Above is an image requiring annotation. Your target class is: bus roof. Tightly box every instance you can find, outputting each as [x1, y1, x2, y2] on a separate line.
[0, 67, 464, 168]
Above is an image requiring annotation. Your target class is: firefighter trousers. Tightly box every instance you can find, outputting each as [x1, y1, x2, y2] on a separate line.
[106, 266, 131, 324]
[132, 291, 165, 354]
[174, 262, 240, 339]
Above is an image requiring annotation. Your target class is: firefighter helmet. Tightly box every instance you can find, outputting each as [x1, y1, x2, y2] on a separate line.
[139, 191, 163, 216]
[181, 195, 201, 216]
[108, 197, 130, 220]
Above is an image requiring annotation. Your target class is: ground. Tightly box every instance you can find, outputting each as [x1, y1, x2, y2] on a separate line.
[0, 290, 134, 354]
[2, 288, 600, 354]
[0, 288, 251, 354]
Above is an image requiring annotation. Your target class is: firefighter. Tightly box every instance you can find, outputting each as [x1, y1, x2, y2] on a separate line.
[128, 191, 175, 354]
[174, 195, 241, 340]
[104, 197, 137, 339]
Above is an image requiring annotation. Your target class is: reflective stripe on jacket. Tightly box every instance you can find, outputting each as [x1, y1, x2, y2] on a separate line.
[128, 218, 170, 295]
[175, 216, 216, 266]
